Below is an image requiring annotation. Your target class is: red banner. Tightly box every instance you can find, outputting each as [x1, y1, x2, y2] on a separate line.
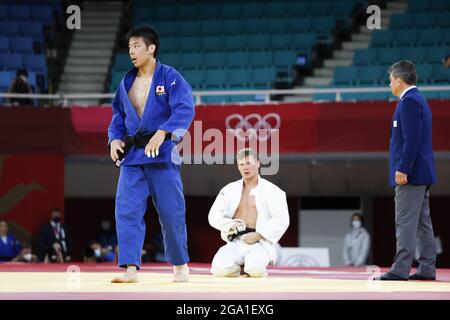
[0, 155, 64, 240]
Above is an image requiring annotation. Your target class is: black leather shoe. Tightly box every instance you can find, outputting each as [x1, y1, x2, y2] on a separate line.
[408, 273, 436, 281]
[373, 272, 408, 281]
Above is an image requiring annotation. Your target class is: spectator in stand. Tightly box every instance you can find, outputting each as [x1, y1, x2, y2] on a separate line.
[8, 69, 33, 106]
[0, 220, 21, 262]
[36, 208, 72, 263]
[442, 54, 450, 69]
[11, 242, 39, 263]
[343, 213, 371, 267]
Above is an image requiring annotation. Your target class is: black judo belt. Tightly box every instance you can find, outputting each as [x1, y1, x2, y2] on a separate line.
[227, 227, 256, 242]
[114, 132, 171, 168]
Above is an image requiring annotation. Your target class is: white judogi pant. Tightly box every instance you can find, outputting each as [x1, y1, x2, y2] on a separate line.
[210, 240, 271, 277]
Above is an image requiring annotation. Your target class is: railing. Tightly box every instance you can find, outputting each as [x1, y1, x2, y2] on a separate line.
[1, 85, 450, 106]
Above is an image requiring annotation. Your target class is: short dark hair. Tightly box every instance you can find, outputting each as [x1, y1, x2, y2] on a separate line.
[125, 26, 160, 58]
[351, 213, 364, 225]
[388, 60, 417, 85]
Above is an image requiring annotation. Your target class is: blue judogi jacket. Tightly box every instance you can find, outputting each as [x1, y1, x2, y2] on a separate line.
[389, 87, 436, 187]
[108, 61, 195, 166]
[0, 234, 21, 261]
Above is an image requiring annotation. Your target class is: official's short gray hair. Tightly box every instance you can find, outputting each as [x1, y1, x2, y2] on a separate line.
[388, 60, 417, 85]
[236, 148, 258, 161]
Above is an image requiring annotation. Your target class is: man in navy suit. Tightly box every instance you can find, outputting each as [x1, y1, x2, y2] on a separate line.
[376, 61, 437, 281]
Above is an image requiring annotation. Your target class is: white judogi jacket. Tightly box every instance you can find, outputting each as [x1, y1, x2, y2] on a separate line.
[208, 176, 290, 264]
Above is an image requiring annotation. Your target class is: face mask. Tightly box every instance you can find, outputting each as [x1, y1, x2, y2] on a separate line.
[94, 248, 101, 258]
[23, 253, 32, 261]
[52, 217, 61, 223]
[352, 220, 362, 229]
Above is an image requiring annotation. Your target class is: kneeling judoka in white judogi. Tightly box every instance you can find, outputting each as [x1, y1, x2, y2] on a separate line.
[208, 148, 290, 277]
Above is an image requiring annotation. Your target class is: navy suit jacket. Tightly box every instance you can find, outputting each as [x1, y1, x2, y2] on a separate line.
[389, 87, 436, 187]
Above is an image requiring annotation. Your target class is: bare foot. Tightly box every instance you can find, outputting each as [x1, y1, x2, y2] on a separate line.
[173, 264, 189, 282]
[111, 274, 138, 283]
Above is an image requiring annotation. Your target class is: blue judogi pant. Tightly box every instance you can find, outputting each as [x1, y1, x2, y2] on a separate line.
[115, 163, 189, 269]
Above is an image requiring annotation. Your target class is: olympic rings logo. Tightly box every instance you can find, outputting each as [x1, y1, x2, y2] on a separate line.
[225, 113, 281, 142]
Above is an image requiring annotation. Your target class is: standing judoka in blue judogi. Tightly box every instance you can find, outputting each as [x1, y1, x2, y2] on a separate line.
[108, 26, 195, 283]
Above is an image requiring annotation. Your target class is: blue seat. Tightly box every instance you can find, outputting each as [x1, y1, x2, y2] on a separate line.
[264, 2, 286, 18]
[178, 20, 200, 37]
[331, 1, 354, 17]
[161, 52, 181, 69]
[154, 21, 178, 37]
[203, 52, 226, 69]
[110, 72, 123, 92]
[402, 46, 426, 64]
[0, 71, 12, 91]
[394, 29, 418, 47]
[249, 51, 273, 68]
[181, 52, 203, 70]
[220, 3, 241, 19]
[202, 94, 231, 104]
[354, 48, 377, 65]
[431, 64, 449, 84]
[285, 1, 310, 17]
[289, 17, 312, 33]
[371, 30, 395, 47]
[224, 35, 247, 51]
[435, 12, 450, 28]
[19, 22, 44, 41]
[182, 69, 204, 90]
[180, 36, 202, 52]
[113, 53, 132, 70]
[250, 67, 276, 89]
[230, 94, 256, 103]
[0, 36, 9, 53]
[247, 34, 269, 50]
[291, 33, 316, 50]
[273, 50, 297, 70]
[0, 6, 7, 20]
[198, 4, 220, 19]
[389, 13, 413, 29]
[10, 37, 33, 54]
[228, 68, 251, 89]
[313, 92, 336, 102]
[222, 19, 244, 35]
[241, 2, 264, 19]
[333, 66, 358, 86]
[204, 68, 228, 89]
[429, 0, 450, 11]
[0, 21, 20, 36]
[160, 37, 179, 53]
[413, 13, 436, 29]
[156, 6, 178, 21]
[357, 66, 384, 85]
[7, 5, 30, 20]
[267, 18, 290, 34]
[244, 18, 267, 34]
[441, 29, 450, 45]
[227, 51, 250, 68]
[311, 17, 335, 38]
[377, 48, 402, 65]
[177, 4, 197, 20]
[0, 53, 22, 70]
[203, 35, 224, 52]
[416, 64, 432, 84]
[422, 91, 440, 100]
[23, 54, 47, 72]
[408, 0, 430, 13]
[425, 46, 448, 64]
[309, 1, 331, 16]
[440, 91, 450, 100]
[271, 33, 293, 50]
[30, 6, 53, 24]
[201, 20, 223, 36]
[418, 28, 442, 46]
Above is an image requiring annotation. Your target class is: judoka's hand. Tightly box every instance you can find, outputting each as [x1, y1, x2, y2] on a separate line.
[145, 130, 168, 158]
[395, 171, 408, 185]
[242, 232, 263, 245]
[110, 139, 125, 162]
